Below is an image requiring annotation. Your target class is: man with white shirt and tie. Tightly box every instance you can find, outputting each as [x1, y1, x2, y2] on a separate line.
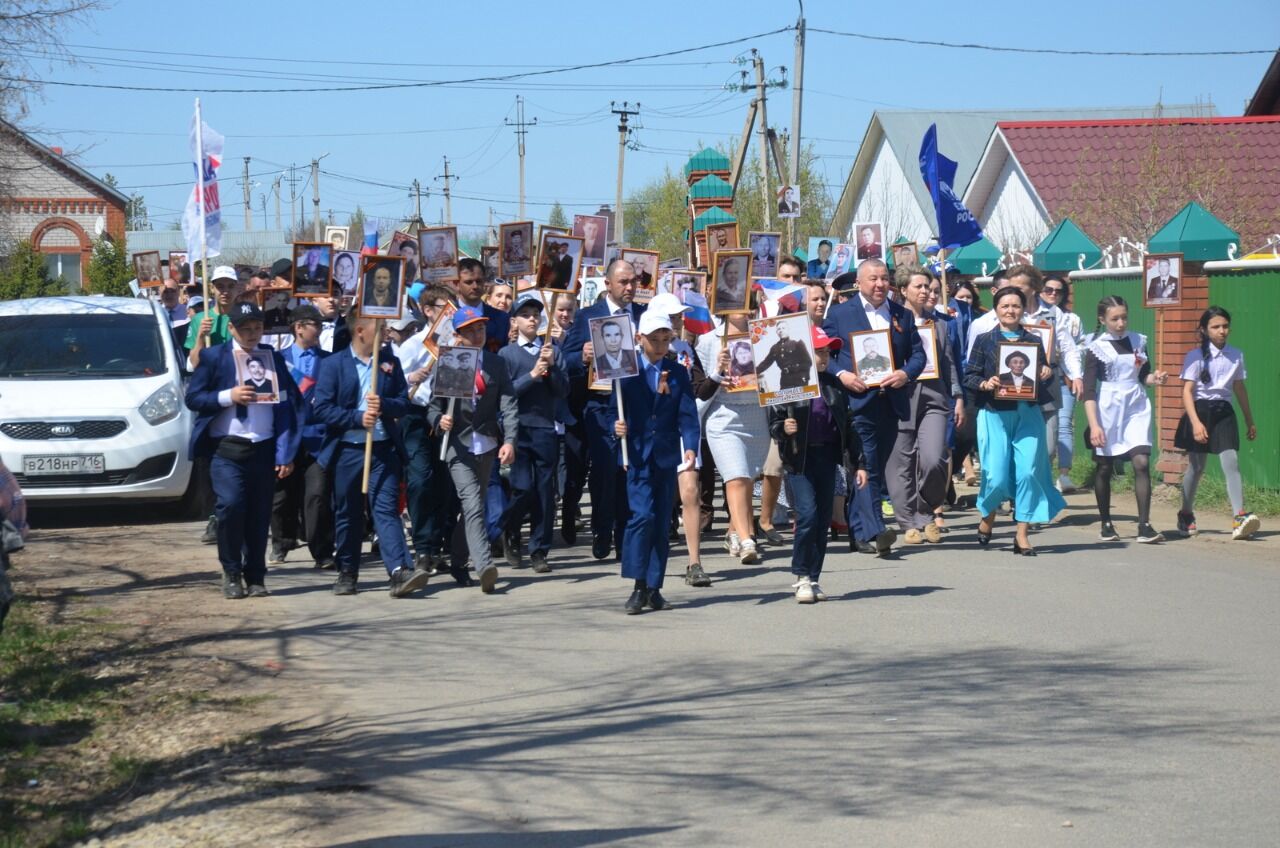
[1145, 257, 1179, 303]
[561, 259, 648, 560]
[822, 262, 926, 555]
[497, 292, 568, 572]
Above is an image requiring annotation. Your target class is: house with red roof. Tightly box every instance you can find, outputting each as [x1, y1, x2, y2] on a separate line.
[963, 115, 1280, 256]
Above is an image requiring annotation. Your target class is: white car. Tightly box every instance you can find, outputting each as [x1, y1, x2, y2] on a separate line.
[0, 296, 203, 513]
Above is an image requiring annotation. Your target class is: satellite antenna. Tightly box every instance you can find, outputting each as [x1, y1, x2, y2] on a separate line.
[94, 215, 105, 236]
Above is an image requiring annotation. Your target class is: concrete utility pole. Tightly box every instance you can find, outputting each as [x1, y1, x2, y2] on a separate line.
[272, 174, 282, 231]
[611, 101, 640, 246]
[311, 159, 321, 240]
[260, 193, 268, 226]
[487, 207, 496, 246]
[505, 97, 537, 219]
[411, 179, 423, 225]
[435, 156, 454, 226]
[242, 157, 252, 230]
[788, 6, 805, 253]
[286, 164, 299, 233]
[754, 52, 772, 231]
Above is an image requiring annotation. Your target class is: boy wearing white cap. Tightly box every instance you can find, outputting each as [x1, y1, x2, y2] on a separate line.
[612, 309, 701, 614]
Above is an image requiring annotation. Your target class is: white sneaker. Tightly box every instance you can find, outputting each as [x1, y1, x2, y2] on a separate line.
[810, 581, 827, 601]
[1058, 473, 1075, 493]
[739, 538, 760, 564]
[724, 531, 741, 557]
[1232, 512, 1261, 541]
[792, 577, 815, 604]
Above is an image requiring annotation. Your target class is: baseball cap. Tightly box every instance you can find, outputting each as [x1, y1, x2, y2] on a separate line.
[647, 292, 689, 316]
[637, 310, 673, 336]
[269, 258, 292, 280]
[811, 325, 842, 351]
[230, 301, 264, 326]
[187, 295, 205, 312]
[211, 265, 239, 285]
[512, 291, 544, 314]
[452, 304, 488, 330]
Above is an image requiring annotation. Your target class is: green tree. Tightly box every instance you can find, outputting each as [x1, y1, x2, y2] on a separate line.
[722, 139, 832, 254]
[84, 235, 132, 295]
[621, 166, 690, 260]
[547, 201, 568, 229]
[348, 206, 366, 249]
[0, 240, 60, 300]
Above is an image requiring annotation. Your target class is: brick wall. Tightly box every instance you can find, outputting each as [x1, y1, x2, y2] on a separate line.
[1154, 268, 1211, 484]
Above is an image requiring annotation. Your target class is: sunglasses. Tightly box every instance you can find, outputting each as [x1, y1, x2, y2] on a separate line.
[1043, 286, 1065, 294]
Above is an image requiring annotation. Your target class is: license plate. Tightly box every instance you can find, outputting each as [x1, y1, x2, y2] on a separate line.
[23, 454, 106, 475]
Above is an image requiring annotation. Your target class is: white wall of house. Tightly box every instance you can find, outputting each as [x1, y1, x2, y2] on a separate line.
[850, 139, 934, 246]
[978, 156, 1050, 253]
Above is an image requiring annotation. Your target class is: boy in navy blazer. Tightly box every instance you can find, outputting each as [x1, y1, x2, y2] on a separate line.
[822, 262, 926, 550]
[185, 302, 300, 599]
[312, 312, 426, 598]
[498, 292, 568, 572]
[612, 310, 700, 614]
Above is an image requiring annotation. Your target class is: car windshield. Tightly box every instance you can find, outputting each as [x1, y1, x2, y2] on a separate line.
[0, 313, 168, 379]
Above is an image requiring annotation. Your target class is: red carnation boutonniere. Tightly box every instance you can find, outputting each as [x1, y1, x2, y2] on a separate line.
[892, 317, 904, 334]
[657, 371, 670, 395]
[380, 362, 394, 375]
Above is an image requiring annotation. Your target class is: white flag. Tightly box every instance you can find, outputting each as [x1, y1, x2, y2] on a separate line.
[181, 105, 224, 269]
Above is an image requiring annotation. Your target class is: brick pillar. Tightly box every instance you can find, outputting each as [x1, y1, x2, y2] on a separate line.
[1154, 267, 1210, 484]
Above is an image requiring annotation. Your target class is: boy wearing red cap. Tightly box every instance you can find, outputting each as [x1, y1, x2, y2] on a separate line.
[767, 327, 866, 604]
[428, 305, 519, 592]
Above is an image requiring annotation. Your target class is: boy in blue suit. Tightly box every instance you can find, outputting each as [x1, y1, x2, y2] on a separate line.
[185, 302, 300, 599]
[612, 310, 700, 614]
[498, 292, 569, 573]
[313, 313, 427, 598]
[822, 261, 926, 553]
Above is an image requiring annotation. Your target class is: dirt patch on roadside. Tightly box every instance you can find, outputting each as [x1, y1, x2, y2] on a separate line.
[1, 515, 345, 847]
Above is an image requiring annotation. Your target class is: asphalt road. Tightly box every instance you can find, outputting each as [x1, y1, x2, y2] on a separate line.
[44, 495, 1280, 847]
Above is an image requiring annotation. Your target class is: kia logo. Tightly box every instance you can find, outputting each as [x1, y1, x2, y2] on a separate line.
[50, 424, 75, 436]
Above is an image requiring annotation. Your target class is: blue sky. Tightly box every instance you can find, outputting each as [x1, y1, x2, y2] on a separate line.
[22, 0, 1277, 237]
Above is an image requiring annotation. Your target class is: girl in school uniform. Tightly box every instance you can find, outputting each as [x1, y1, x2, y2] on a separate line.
[1081, 296, 1168, 543]
[1173, 306, 1260, 540]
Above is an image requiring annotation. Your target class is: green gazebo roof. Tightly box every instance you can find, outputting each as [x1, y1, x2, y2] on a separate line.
[946, 237, 1002, 276]
[688, 174, 733, 201]
[1033, 218, 1102, 271]
[1148, 202, 1239, 261]
[683, 147, 731, 178]
[691, 205, 736, 233]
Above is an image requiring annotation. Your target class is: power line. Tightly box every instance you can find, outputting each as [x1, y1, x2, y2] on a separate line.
[4, 27, 793, 94]
[810, 27, 1276, 57]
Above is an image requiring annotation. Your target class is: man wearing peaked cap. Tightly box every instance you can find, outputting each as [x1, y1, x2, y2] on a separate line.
[185, 300, 301, 600]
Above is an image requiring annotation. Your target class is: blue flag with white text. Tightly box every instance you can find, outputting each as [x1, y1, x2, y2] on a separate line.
[919, 123, 983, 251]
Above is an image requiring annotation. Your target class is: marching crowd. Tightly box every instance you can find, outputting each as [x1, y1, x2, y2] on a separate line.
[175, 251, 1262, 612]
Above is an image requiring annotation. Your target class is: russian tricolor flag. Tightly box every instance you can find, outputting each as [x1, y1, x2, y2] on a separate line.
[682, 291, 713, 336]
[755, 277, 806, 315]
[361, 218, 381, 256]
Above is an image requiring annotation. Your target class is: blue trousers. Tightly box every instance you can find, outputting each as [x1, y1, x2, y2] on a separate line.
[486, 459, 508, 543]
[621, 460, 676, 589]
[560, 417, 588, 522]
[852, 397, 899, 517]
[403, 414, 457, 557]
[332, 441, 412, 578]
[976, 406, 1067, 523]
[211, 439, 276, 583]
[501, 427, 559, 557]
[584, 399, 629, 548]
[788, 442, 839, 579]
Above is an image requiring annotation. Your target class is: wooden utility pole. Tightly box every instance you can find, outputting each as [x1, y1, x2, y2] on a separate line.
[611, 101, 640, 246]
[754, 52, 772, 231]
[788, 9, 805, 253]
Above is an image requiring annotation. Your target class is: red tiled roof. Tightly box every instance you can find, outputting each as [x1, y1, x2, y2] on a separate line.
[998, 116, 1280, 249]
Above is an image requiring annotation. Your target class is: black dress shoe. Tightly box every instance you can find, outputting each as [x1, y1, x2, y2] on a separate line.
[853, 539, 875, 554]
[756, 520, 784, 545]
[449, 564, 475, 587]
[592, 535, 611, 561]
[625, 588, 647, 615]
[560, 520, 577, 547]
[646, 589, 667, 611]
[1013, 541, 1037, 557]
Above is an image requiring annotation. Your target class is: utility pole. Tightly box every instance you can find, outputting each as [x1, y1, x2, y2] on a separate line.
[286, 164, 299, 234]
[788, 5, 806, 253]
[505, 96, 537, 219]
[487, 207, 495, 246]
[410, 179, 423, 226]
[260, 193, 268, 226]
[611, 101, 640, 246]
[242, 157, 253, 230]
[753, 52, 772, 231]
[272, 174, 282, 231]
[311, 158, 321, 241]
[435, 156, 454, 226]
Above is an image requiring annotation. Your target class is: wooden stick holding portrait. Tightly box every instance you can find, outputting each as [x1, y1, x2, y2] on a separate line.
[361, 319, 383, 495]
[616, 383, 629, 470]
[432, 344, 481, 460]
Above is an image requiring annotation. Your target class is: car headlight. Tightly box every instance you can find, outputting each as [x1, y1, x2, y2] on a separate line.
[139, 384, 182, 425]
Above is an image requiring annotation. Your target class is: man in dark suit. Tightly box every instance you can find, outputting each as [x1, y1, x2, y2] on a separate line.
[454, 257, 509, 353]
[822, 260, 926, 554]
[594, 318, 637, 378]
[313, 311, 426, 598]
[612, 309, 700, 613]
[856, 226, 882, 261]
[999, 349, 1036, 398]
[561, 258, 648, 560]
[498, 293, 568, 572]
[428, 305, 519, 593]
[553, 242, 574, 288]
[755, 318, 813, 391]
[243, 356, 275, 396]
[271, 304, 333, 568]
[1145, 258, 1179, 303]
[185, 302, 300, 599]
[294, 247, 330, 294]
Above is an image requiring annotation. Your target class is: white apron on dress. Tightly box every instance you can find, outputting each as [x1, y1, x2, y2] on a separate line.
[1090, 332, 1152, 457]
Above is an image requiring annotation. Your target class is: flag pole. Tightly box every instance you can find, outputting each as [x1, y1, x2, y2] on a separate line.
[194, 98, 210, 343]
[361, 319, 383, 494]
[939, 247, 948, 298]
